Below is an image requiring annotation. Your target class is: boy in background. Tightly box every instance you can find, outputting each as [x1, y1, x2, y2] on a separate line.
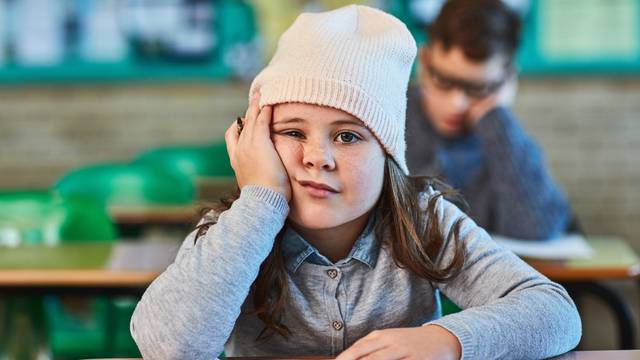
[406, 0, 571, 240]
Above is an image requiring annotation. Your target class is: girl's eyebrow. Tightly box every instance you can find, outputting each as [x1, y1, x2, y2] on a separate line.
[273, 117, 304, 125]
[274, 117, 366, 128]
[332, 119, 366, 128]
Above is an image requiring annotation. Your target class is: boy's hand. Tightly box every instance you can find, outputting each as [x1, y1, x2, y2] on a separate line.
[467, 73, 518, 126]
[336, 325, 461, 360]
[225, 92, 292, 201]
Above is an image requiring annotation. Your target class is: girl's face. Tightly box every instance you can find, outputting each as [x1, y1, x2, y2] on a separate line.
[272, 103, 386, 231]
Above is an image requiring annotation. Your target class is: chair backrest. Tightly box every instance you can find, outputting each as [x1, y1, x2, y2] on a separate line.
[55, 162, 195, 206]
[0, 191, 117, 245]
[134, 142, 234, 180]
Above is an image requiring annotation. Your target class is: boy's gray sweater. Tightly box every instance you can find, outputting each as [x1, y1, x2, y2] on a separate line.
[131, 186, 581, 359]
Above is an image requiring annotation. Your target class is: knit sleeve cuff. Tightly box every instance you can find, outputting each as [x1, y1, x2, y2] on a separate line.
[475, 106, 511, 141]
[476, 107, 520, 143]
[425, 317, 476, 360]
[240, 185, 289, 216]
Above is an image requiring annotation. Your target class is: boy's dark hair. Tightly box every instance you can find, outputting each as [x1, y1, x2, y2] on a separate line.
[427, 0, 521, 63]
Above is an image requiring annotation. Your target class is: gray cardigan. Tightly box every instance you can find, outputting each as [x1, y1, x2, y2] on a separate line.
[131, 185, 581, 359]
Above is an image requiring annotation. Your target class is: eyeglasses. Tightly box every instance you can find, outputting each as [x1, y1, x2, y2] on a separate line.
[425, 61, 511, 99]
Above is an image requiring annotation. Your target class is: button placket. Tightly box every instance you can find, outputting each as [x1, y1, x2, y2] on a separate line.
[324, 266, 345, 354]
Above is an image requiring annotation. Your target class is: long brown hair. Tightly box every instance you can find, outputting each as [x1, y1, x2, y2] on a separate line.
[193, 157, 465, 341]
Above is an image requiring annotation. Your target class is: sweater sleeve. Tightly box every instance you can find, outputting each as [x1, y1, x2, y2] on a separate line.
[130, 185, 289, 360]
[475, 107, 570, 240]
[426, 193, 582, 359]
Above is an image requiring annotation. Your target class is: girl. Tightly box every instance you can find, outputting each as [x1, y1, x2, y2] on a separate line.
[131, 5, 581, 359]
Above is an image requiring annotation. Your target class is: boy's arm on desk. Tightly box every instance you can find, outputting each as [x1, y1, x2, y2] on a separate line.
[476, 107, 571, 239]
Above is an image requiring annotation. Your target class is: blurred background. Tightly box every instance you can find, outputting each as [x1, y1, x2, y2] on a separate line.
[0, 0, 639, 358]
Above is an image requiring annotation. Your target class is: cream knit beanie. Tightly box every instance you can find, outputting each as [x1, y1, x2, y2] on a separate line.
[249, 5, 417, 174]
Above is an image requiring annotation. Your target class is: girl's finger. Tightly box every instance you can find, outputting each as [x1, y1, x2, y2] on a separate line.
[336, 337, 388, 360]
[242, 102, 269, 141]
[224, 120, 240, 169]
[244, 90, 261, 123]
[359, 346, 404, 360]
[254, 105, 273, 133]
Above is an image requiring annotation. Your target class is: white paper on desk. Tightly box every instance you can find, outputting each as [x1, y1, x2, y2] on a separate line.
[492, 234, 594, 260]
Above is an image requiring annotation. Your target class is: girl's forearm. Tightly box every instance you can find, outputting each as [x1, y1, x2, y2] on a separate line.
[130, 185, 289, 359]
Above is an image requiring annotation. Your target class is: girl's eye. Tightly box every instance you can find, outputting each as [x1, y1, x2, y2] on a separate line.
[336, 132, 361, 144]
[283, 130, 304, 138]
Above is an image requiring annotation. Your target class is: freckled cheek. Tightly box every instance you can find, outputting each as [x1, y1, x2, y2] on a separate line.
[273, 137, 303, 173]
[336, 149, 385, 203]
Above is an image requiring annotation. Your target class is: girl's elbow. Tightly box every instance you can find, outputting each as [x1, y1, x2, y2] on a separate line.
[129, 305, 181, 359]
[130, 310, 161, 359]
[130, 318, 193, 360]
[566, 305, 583, 349]
[130, 306, 225, 360]
[551, 297, 582, 352]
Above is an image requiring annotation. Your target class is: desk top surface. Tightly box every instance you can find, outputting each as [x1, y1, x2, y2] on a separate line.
[0, 237, 638, 287]
[551, 350, 640, 359]
[527, 237, 640, 281]
[0, 241, 178, 287]
[83, 350, 640, 360]
[109, 204, 198, 225]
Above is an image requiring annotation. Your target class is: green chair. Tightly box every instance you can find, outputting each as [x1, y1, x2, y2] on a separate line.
[0, 191, 124, 359]
[0, 296, 43, 360]
[134, 142, 234, 180]
[0, 191, 116, 246]
[51, 162, 199, 358]
[440, 294, 462, 316]
[0, 191, 144, 358]
[134, 142, 236, 201]
[55, 162, 195, 207]
[109, 297, 142, 357]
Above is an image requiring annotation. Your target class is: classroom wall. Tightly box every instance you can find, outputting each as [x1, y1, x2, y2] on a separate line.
[513, 79, 640, 246]
[0, 79, 639, 249]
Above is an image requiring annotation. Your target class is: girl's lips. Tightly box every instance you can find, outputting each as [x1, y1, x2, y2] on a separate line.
[298, 180, 338, 199]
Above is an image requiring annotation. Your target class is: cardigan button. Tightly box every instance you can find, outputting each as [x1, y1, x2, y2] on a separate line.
[332, 320, 344, 331]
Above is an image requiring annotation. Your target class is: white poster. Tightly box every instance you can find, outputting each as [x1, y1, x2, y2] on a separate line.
[540, 0, 639, 60]
[79, 0, 128, 62]
[0, 0, 6, 65]
[14, 0, 66, 66]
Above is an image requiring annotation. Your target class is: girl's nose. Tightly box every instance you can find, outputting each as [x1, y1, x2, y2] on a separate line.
[302, 142, 336, 171]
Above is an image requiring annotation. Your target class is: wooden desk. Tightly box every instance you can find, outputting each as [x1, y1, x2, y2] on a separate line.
[527, 237, 640, 281]
[85, 351, 640, 360]
[0, 241, 177, 295]
[108, 177, 237, 226]
[527, 237, 640, 350]
[552, 350, 640, 359]
[3, 237, 638, 349]
[109, 205, 199, 226]
[3, 235, 635, 294]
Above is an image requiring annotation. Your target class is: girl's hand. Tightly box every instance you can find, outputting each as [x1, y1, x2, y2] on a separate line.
[225, 92, 292, 201]
[336, 325, 461, 360]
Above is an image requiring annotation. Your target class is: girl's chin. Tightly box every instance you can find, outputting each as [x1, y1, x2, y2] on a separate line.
[288, 214, 343, 230]
[287, 206, 351, 230]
